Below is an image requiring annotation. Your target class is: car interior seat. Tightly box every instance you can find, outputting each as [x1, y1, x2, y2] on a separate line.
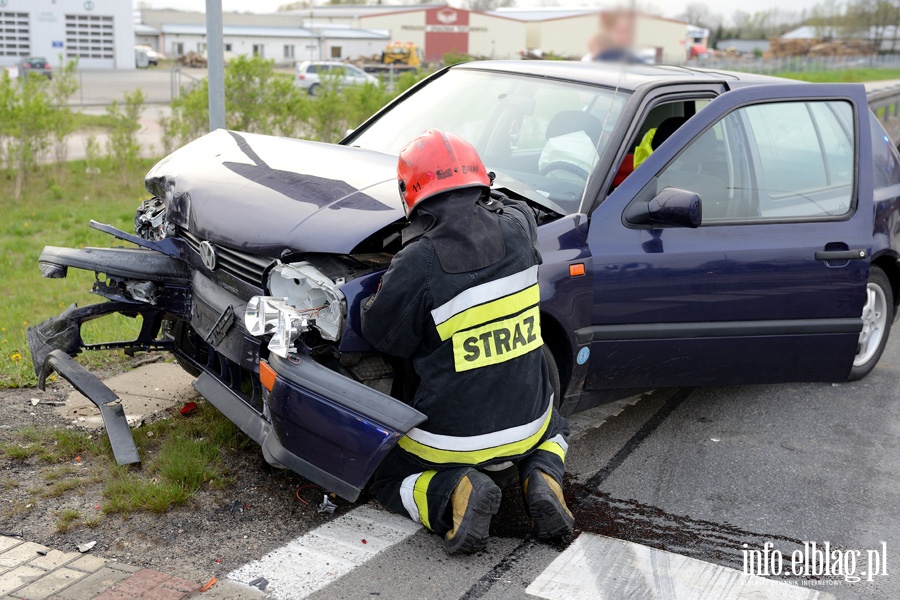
[612, 116, 690, 189]
[539, 111, 604, 196]
[545, 110, 604, 146]
[657, 129, 730, 221]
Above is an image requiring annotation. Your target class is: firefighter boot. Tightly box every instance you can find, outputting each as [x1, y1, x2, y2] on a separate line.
[444, 471, 502, 554]
[524, 470, 574, 540]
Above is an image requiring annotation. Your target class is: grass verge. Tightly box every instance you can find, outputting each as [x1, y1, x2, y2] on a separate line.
[71, 111, 121, 131]
[3, 400, 249, 522]
[56, 508, 81, 533]
[775, 68, 900, 83]
[0, 157, 159, 387]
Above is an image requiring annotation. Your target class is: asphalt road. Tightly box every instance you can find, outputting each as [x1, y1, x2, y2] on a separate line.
[283, 332, 900, 599]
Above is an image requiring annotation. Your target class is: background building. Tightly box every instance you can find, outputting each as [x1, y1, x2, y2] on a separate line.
[138, 4, 691, 65]
[0, 0, 134, 69]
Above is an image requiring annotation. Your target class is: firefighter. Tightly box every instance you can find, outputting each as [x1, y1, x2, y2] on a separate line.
[361, 129, 573, 555]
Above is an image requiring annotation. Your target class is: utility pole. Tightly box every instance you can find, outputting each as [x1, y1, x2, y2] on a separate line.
[206, 0, 226, 131]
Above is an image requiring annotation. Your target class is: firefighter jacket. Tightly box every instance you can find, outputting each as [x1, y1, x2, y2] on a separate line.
[361, 188, 555, 467]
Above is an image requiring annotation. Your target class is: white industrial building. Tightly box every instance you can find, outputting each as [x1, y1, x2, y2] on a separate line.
[0, 0, 134, 69]
[138, 9, 389, 64]
[137, 5, 690, 65]
[286, 5, 689, 63]
[156, 23, 388, 64]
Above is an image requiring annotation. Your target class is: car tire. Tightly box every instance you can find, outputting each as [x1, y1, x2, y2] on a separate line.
[848, 266, 893, 381]
[308, 83, 320, 96]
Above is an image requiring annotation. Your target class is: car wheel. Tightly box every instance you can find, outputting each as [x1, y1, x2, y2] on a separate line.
[848, 266, 893, 381]
[308, 83, 320, 96]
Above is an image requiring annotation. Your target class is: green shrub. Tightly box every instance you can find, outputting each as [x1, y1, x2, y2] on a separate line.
[163, 55, 431, 147]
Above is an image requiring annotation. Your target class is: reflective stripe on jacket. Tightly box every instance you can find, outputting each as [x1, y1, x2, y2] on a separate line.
[361, 190, 553, 467]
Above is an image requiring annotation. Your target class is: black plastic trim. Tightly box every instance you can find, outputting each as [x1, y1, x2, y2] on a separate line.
[39, 246, 190, 283]
[576, 318, 862, 342]
[815, 249, 867, 261]
[40, 350, 140, 466]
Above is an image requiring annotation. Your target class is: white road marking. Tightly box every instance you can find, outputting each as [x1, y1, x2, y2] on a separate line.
[526, 533, 834, 600]
[227, 504, 421, 599]
[567, 394, 645, 440]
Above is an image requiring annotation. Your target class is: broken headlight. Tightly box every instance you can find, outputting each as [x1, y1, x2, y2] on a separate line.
[244, 262, 345, 358]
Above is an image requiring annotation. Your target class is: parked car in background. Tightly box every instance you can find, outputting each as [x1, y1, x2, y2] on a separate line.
[295, 60, 379, 95]
[135, 45, 159, 66]
[17, 57, 51, 79]
[29, 61, 900, 503]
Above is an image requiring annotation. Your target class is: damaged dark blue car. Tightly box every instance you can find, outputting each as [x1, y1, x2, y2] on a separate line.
[29, 61, 900, 501]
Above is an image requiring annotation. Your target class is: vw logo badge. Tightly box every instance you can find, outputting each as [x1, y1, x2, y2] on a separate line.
[84, 0, 95, 10]
[199, 241, 217, 270]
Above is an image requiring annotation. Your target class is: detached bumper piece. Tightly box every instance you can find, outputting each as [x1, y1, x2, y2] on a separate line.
[193, 353, 427, 502]
[38, 350, 140, 466]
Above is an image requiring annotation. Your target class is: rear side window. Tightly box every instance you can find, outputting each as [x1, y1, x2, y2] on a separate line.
[656, 100, 855, 223]
[870, 113, 900, 188]
[306, 64, 320, 74]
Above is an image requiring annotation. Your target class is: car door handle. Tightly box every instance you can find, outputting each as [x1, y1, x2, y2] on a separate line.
[815, 249, 867, 261]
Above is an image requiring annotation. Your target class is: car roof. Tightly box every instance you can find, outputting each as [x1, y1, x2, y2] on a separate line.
[455, 60, 789, 91]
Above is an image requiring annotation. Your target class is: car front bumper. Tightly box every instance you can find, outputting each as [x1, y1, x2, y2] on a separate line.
[30, 240, 426, 502]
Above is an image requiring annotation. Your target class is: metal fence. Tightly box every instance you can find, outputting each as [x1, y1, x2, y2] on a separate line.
[868, 85, 900, 123]
[71, 67, 206, 106]
[697, 54, 900, 75]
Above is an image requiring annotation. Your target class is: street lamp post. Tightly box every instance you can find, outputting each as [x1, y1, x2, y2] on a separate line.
[206, 0, 226, 131]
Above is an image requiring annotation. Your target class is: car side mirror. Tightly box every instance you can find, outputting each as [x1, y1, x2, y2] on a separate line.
[648, 187, 702, 228]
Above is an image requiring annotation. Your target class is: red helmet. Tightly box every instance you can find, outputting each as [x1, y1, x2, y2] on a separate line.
[397, 129, 490, 215]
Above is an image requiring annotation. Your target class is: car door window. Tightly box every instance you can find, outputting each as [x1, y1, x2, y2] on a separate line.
[870, 112, 900, 188]
[655, 100, 855, 223]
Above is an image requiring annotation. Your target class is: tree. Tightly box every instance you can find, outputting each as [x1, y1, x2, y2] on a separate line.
[47, 57, 79, 175]
[467, 0, 515, 11]
[6, 74, 53, 199]
[106, 89, 145, 186]
[276, 1, 311, 9]
[678, 2, 720, 28]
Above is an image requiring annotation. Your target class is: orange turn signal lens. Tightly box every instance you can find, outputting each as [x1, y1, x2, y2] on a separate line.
[569, 263, 585, 277]
[258, 360, 277, 392]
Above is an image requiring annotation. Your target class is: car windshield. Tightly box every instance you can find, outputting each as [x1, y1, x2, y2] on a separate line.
[348, 68, 629, 215]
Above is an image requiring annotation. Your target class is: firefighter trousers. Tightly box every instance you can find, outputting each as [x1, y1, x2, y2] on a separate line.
[370, 412, 569, 536]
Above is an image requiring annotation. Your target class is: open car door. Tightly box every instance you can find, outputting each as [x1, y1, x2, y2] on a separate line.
[583, 83, 873, 389]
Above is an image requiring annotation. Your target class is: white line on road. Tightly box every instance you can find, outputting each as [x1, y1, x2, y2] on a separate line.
[526, 533, 834, 600]
[567, 393, 646, 440]
[227, 505, 422, 599]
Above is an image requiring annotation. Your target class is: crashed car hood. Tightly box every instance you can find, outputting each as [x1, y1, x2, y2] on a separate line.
[145, 129, 405, 256]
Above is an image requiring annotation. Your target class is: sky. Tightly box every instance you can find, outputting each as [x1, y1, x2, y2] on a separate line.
[141, 0, 824, 24]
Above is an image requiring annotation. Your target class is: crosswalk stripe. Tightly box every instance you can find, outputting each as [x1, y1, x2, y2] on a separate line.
[567, 393, 645, 440]
[526, 533, 835, 600]
[227, 505, 422, 599]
